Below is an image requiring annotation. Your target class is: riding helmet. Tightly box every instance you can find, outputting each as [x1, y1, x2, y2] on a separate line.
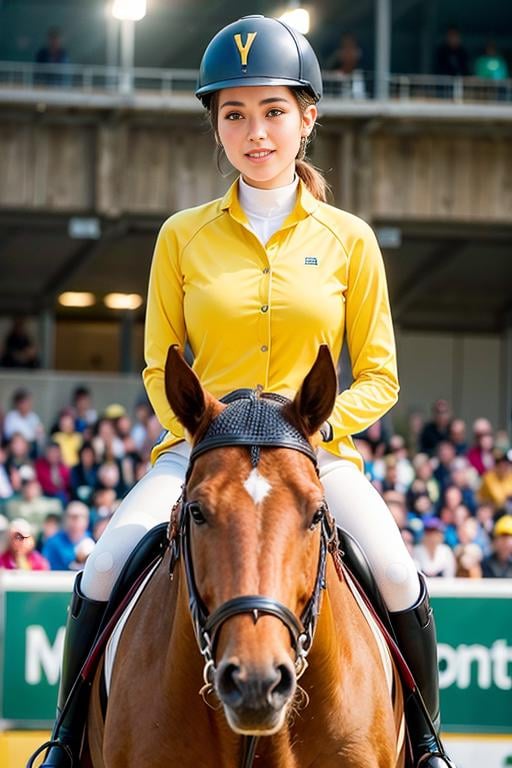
[195, 15, 323, 105]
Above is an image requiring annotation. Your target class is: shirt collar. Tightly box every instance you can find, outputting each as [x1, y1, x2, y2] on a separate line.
[238, 174, 299, 219]
[220, 176, 319, 226]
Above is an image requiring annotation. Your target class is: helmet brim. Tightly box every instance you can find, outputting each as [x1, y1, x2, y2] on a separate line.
[196, 76, 321, 104]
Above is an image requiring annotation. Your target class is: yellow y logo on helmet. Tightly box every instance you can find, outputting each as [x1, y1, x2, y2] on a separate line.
[233, 32, 257, 67]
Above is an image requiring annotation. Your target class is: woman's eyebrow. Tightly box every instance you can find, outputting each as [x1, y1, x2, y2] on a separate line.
[219, 97, 289, 109]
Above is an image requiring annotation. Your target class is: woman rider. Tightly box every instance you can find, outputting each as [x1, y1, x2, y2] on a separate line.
[38, 15, 455, 768]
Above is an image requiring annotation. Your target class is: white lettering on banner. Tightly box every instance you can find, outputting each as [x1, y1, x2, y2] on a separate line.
[438, 640, 512, 691]
[25, 626, 65, 685]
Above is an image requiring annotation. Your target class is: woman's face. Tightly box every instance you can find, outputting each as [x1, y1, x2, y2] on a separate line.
[216, 85, 316, 189]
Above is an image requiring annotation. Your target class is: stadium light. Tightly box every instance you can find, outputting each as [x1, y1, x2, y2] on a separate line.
[279, 6, 310, 35]
[104, 293, 144, 310]
[111, 0, 147, 21]
[58, 292, 96, 308]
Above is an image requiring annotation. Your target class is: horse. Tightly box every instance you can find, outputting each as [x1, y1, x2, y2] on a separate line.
[86, 345, 405, 768]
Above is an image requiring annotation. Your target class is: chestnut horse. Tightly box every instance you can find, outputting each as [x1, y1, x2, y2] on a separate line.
[87, 346, 405, 768]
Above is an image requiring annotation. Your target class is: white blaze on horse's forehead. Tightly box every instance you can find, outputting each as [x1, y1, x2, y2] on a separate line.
[243, 468, 271, 504]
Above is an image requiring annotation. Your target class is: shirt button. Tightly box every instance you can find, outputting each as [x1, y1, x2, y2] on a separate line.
[261, 345, 268, 352]
[261, 305, 269, 313]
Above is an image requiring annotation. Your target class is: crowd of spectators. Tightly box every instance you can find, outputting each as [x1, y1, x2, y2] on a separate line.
[0, 385, 511, 581]
[0, 385, 160, 574]
[354, 399, 512, 579]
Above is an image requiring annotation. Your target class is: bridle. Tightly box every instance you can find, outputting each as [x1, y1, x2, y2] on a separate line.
[167, 389, 343, 768]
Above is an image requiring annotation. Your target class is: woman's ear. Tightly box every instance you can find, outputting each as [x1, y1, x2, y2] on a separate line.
[302, 103, 317, 137]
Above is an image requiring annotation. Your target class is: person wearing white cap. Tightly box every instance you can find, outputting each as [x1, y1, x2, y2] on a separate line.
[0, 519, 49, 570]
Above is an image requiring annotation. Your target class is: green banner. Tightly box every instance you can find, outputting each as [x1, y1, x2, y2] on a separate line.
[0, 572, 511, 735]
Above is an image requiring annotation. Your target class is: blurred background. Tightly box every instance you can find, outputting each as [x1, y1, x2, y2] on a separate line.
[0, 1, 511, 766]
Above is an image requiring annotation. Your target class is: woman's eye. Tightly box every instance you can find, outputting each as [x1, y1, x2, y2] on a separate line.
[267, 108, 283, 117]
[226, 112, 243, 120]
[188, 501, 206, 525]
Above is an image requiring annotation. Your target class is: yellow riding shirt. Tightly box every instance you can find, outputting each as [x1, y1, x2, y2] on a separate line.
[144, 178, 399, 470]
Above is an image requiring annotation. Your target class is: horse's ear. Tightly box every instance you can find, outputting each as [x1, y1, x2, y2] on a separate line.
[165, 345, 209, 437]
[286, 345, 337, 437]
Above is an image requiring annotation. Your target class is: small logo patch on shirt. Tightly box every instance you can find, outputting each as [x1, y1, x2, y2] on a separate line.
[304, 256, 318, 266]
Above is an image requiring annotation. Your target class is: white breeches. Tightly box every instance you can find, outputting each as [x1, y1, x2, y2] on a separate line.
[81, 444, 420, 611]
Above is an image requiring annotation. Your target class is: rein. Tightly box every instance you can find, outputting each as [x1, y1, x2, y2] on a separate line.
[167, 389, 343, 768]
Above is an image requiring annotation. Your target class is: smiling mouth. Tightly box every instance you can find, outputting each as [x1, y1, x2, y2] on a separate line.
[245, 150, 275, 159]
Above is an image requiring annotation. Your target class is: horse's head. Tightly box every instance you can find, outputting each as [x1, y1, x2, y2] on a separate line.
[165, 345, 337, 735]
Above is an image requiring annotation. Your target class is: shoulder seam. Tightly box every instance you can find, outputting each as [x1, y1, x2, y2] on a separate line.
[180, 208, 227, 256]
[310, 209, 351, 260]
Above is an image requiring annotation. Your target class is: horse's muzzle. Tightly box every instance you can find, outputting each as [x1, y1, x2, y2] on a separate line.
[216, 658, 296, 734]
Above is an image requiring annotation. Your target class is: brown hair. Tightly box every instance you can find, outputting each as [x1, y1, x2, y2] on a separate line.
[206, 89, 329, 202]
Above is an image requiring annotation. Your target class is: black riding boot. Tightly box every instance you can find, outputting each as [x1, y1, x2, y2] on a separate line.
[390, 575, 456, 768]
[37, 574, 107, 767]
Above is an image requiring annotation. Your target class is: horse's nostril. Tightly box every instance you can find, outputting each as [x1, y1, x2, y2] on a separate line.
[217, 661, 244, 706]
[268, 662, 295, 705]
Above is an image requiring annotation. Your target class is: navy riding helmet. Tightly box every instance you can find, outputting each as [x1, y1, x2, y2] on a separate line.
[195, 14, 323, 105]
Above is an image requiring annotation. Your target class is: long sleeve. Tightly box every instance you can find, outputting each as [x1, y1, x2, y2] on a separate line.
[328, 225, 399, 445]
[143, 221, 186, 438]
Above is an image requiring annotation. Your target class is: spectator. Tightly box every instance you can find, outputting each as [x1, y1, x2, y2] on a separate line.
[70, 442, 98, 504]
[42, 501, 93, 571]
[5, 478, 62, 529]
[90, 486, 118, 529]
[0, 317, 40, 368]
[35, 512, 62, 553]
[467, 418, 494, 475]
[433, 440, 456, 492]
[36, 27, 69, 65]
[92, 416, 125, 462]
[3, 389, 44, 453]
[130, 402, 152, 453]
[413, 517, 456, 577]
[478, 449, 512, 509]
[435, 26, 469, 77]
[35, 442, 71, 504]
[449, 457, 478, 514]
[35, 27, 70, 86]
[327, 34, 366, 98]
[482, 515, 512, 578]
[476, 502, 496, 541]
[96, 460, 125, 498]
[0, 519, 49, 570]
[4, 433, 34, 494]
[448, 418, 468, 456]
[419, 399, 452, 455]
[51, 408, 83, 468]
[407, 479, 436, 520]
[454, 543, 483, 578]
[412, 453, 440, 506]
[474, 41, 509, 80]
[72, 386, 97, 434]
[377, 434, 414, 490]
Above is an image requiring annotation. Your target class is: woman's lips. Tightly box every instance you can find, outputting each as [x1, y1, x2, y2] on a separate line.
[245, 149, 275, 162]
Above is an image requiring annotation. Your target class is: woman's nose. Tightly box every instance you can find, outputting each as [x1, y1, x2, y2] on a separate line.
[247, 118, 267, 142]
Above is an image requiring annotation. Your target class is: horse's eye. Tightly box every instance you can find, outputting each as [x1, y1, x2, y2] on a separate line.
[187, 501, 206, 525]
[310, 503, 327, 530]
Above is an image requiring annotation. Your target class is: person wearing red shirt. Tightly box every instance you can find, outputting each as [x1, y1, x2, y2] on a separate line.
[0, 518, 49, 570]
[35, 442, 71, 505]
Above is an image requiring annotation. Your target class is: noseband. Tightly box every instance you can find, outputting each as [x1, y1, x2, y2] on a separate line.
[167, 390, 342, 768]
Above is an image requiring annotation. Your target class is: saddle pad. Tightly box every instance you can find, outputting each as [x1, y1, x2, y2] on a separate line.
[343, 569, 406, 762]
[104, 561, 160, 696]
